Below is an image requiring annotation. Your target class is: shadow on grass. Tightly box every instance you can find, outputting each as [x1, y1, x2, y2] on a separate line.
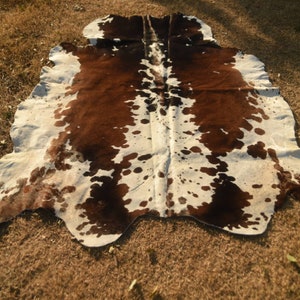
[84, 212, 273, 260]
[0, 220, 11, 241]
[0, 208, 61, 242]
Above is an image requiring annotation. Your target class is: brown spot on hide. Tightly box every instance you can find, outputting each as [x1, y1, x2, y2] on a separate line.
[132, 130, 141, 134]
[138, 154, 152, 161]
[190, 146, 201, 153]
[178, 197, 187, 204]
[30, 167, 46, 183]
[181, 149, 191, 155]
[61, 186, 76, 194]
[133, 167, 143, 173]
[254, 128, 265, 135]
[158, 171, 165, 178]
[54, 120, 66, 127]
[261, 212, 268, 221]
[201, 186, 211, 191]
[140, 201, 148, 207]
[166, 193, 174, 208]
[167, 178, 173, 186]
[183, 130, 193, 135]
[124, 199, 132, 205]
[247, 142, 267, 159]
[200, 167, 218, 176]
[159, 108, 167, 116]
[252, 184, 263, 189]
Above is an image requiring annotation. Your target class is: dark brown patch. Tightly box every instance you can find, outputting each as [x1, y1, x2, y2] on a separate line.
[181, 149, 191, 155]
[252, 184, 263, 189]
[124, 199, 132, 205]
[158, 171, 165, 178]
[201, 186, 211, 191]
[140, 201, 148, 207]
[160, 108, 167, 116]
[247, 142, 267, 159]
[167, 178, 173, 186]
[30, 167, 46, 183]
[166, 193, 174, 208]
[200, 167, 218, 176]
[138, 154, 152, 161]
[132, 130, 141, 134]
[54, 120, 66, 127]
[254, 128, 265, 135]
[133, 167, 143, 173]
[261, 212, 268, 221]
[97, 14, 144, 42]
[188, 175, 255, 230]
[178, 197, 187, 204]
[122, 169, 131, 176]
[190, 146, 201, 153]
[61, 186, 76, 194]
[183, 130, 193, 135]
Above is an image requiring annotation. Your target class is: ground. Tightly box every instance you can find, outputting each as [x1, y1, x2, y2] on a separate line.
[0, 0, 299, 299]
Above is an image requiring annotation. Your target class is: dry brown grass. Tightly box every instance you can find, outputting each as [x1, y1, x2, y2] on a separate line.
[0, 0, 300, 299]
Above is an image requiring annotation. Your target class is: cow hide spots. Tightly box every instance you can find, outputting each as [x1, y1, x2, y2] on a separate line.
[0, 13, 300, 247]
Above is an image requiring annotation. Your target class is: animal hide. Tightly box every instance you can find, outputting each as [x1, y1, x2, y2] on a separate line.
[0, 14, 299, 247]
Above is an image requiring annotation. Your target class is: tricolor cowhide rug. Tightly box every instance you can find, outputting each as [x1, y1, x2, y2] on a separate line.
[0, 13, 299, 247]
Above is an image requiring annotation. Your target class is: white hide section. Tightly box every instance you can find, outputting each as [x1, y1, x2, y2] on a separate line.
[83, 15, 114, 45]
[0, 46, 80, 192]
[183, 15, 217, 42]
[83, 233, 122, 247]
[233, 52, 272, 88]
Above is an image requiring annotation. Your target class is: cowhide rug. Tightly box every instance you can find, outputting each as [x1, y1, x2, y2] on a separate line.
[0, 13, 299, 247]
